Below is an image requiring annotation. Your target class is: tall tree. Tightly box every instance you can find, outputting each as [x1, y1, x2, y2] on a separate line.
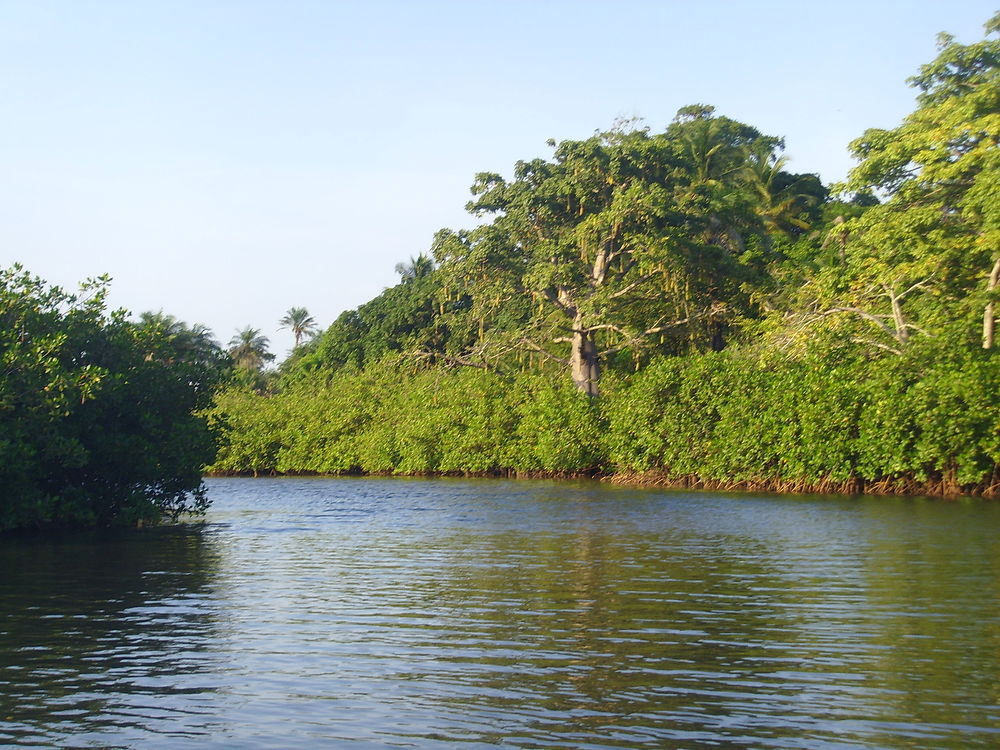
[136, 311, 221, 369]
[443, 111, 791, 395]
[819, 13, 999, 352]
[742, 145, 827, 241]
[279, 307, 318, 349]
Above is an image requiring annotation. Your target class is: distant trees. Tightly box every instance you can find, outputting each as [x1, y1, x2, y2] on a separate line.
[394, 254, 435, 282]
[228, 327, 275, 371]
[279, 307, 318, 349]
[136, 311, 223, 369]
[300, 265, 453, 374]
[227, 326, 276, 392]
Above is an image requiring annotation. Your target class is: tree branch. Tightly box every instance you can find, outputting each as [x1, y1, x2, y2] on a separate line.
[411, 350, 494, 371]
[608, 271, 655, 300]
[520, 338, 570, 367]
[897, 276, 933, 299]
[539, 288, 573, 315]
[850, 337, 902, 356]
[594, 318, 695, 357]
[642, 318, 692, 335]
[825, 306, 899, 341]
[581, 323, 629, 334]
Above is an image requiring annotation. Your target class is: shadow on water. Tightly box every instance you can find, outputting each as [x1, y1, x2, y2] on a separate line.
[0, 524, 222, 748]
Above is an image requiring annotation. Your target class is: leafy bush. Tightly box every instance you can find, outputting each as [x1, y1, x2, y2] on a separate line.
[0, 267, 224, 531]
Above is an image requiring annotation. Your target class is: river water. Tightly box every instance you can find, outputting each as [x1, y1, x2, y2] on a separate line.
[1, 477, 999, 748]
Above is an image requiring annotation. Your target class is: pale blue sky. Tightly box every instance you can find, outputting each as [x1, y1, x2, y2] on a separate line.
[0, 1, 996, 356]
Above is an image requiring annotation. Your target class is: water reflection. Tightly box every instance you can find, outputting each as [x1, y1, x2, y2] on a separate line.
[399, 526, 795, 748]
[0, 525, 222, 747]
[2, 478, 1000, 749]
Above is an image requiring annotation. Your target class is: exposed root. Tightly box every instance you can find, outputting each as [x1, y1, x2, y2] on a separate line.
[602, 470, 998, 499]
[206, 467, 997, 499]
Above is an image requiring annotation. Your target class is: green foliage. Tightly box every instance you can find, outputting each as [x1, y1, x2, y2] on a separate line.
[209, 15, 1000, 496]
[207, 361, 603, 477]
[799, 14, 1000, 353]
[208, 339, 1000, 492]
[300, 269, 459, 375]
[0, 267, 224, 531]
[600, 344, 1000, 489]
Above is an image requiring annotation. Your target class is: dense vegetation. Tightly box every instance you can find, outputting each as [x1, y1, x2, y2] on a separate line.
[209, 16, 1000, 496]
[0, 268, 225, 531]
[4, 16, 994, 532]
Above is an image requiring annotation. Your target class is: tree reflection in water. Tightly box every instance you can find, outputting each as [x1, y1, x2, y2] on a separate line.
[2, 479, 999, 749]
[0, 525, 223, 746]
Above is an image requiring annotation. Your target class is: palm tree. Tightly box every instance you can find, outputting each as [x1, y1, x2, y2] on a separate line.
[394, 253, 435, 282]
[742, 144, 822, 238]
[137, 311, 220, 366]
[228, 327, 275, 371]
[279, 307, 317, 349]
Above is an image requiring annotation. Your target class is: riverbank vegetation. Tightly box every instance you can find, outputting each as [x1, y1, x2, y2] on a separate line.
[3, 16, 996, 533]
[207, 16, 1000, 497]
[0, 269, 225, 531]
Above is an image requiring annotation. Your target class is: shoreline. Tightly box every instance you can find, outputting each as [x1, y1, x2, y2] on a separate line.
[204, 468, 1000, 499]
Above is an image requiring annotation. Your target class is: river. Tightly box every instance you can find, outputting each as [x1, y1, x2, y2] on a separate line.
[2, 477, 999, 748]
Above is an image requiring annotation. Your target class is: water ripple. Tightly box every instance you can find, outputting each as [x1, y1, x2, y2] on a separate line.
[1, 477, 999, 748]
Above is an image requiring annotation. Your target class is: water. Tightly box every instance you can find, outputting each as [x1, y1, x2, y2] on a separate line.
[2, 477, 999, 748]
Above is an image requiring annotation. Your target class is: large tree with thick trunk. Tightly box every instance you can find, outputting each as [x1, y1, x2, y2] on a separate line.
[439, 111, 810, 395]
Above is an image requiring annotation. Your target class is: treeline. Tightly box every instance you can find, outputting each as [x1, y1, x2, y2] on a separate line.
[211, 345, 1000, 495]
[208, 14, 1000, 496]
[19, 19, 995, 533]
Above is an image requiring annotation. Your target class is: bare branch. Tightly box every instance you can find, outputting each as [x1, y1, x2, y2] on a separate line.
[608, 272, 656, 300]
[897, 277, 933, 299]
[594, 317, 696, 357]
[904, 323, 933, 338]
[643, 318, 692, 335]
[614, 256, 638, 278]
[410, 350, 494, 371]
[520, 338, 570, 367]
[822, 307, 890, 320]
[581, 323, 629, 334]
[826, 306, 899, 341]
[850, 337, 903, 356]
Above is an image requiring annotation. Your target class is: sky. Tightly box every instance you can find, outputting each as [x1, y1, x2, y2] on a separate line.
[0, 1, 996, 357]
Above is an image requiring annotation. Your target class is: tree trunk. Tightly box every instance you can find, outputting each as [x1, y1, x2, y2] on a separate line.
[570, 323, 600, 397]
[983, 257, 1000, 349]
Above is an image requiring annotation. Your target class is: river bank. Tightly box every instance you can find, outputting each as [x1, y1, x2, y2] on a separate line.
[204, 467, 1000, 499]
[604, 469, 1000, 498]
